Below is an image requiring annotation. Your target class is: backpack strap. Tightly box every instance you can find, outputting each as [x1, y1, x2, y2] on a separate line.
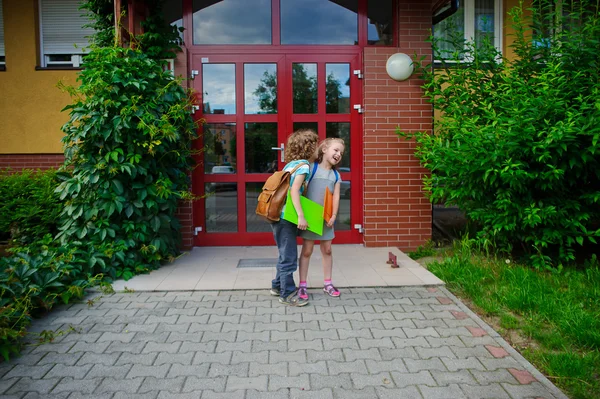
[333, 169, 339, 184]
[307, 162, 318, 185]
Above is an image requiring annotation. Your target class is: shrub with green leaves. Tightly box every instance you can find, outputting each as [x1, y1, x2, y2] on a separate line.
[0, 169, 62, 244]
[404, 1, 600, 268]
[57, 46, 197, 280]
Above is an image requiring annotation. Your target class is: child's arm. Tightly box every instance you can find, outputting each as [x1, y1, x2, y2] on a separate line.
[290, 174, 308, 230]
[327, 181, 341, 228]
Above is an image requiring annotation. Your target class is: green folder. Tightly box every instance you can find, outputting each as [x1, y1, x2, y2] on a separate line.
[282, 191, 324, 236]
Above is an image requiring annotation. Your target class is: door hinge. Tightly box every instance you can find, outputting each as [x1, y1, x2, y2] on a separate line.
[353, 104, 364, 114]
[194, 226, 203, 235]
[353, 69, 363, 79]
[191, 70, 199, 79]
[354, 224, 364, 234]
[191, 105, 200, 113]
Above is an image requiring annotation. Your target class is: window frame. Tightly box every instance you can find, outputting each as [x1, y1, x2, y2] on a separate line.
[0, 0, 5, 69]
[433, 0, 503, 63]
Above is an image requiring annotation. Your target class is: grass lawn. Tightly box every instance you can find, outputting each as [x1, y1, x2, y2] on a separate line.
[416, 244, 600, 399]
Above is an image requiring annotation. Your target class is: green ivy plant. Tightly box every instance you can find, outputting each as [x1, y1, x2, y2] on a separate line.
[57, 46, 197, 279]
[403, 0, 600, 269]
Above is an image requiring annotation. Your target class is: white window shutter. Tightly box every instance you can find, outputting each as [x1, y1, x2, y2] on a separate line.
[41, 0, 95, 55]
[0, 0, 5, 57]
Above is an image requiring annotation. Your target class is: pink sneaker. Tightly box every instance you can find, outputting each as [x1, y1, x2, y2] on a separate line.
[323, 284, 340, 297]
[298, 286, 309, 300]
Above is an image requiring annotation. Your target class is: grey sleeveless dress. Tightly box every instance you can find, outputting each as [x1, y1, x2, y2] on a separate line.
[300, 165, 341, 241]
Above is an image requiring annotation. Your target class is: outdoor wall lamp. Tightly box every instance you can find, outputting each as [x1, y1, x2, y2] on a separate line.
[385, 53, 414, 81]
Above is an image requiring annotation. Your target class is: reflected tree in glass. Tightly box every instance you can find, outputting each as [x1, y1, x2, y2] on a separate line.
[292, 64, 317, 114]
[252, 70, 277, 114]
[245, 123, 278, 173]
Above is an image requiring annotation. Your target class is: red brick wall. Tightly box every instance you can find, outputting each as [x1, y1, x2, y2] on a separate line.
[362, 1, 433, 251]
[0, 153, 195, 251]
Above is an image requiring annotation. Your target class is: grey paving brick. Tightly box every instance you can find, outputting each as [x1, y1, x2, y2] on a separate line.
[315, 306, 345, 314]
[289, 339, 324, 351]
[105, 341, 146, 354]
[168, 332, 203, 343]
[351, 372, 394, 389]
[322, 338, 359, 350]
[126, 364, 170, 379]
[350, 320, 384, 330]
[142, 342, 181, 354]
[303, 313, 334, 323]
[379, 347, 420, 361]
[179, 341, 217, 354]
[405, 358, 447, 373]
[51, 377, 102, 394]
[240, 314, 271, 324]
[343, 348, 382, 362]
[288, 320, 319, 332]
[6, 353, 45, 366]
[331, 386, 377, 398]
[444, 318, 479, 328]
[193, 352, 232, 365]
[222, 322, 254, 332]
[255, 323, 287, 332]
[370, 328, 407, 339]
[225, 375, 267, 391]
[357, 337, 394, 350]
[436, 327, 473, 337]
[249, 362, 288, 377]
[305, 330, 338, 340]
[271, 350, 306, 364]
[32, 342, 76, 354]
[122, 323, 158, 333]
[189, 322, 223, 333]
[311, 373, 352, 389]
[6, 377, 60, 395]
[404, 327, 440, 338]
[98, 332, 135, 343]
[95, 377, 143, 394]
[336, 329, 371, 340]
[272, 330, 305, 341]
[365, 359, 407, 374]
[228, 306, 257, 316]
[231, 350, 269, 365]
[452, 346, 494, 359]
[375, 385, 423, 399]
[413, 319, 449, 329]
[203, 331, 236, 342]
[381, 319, 417, 329]
[154, 352, 194, 366]
[418, 383, 468, 398]
[216, 341, 251, 353]
[289, 360, 327, 376]
[131, 332, 170, 344]
[4, 364, 52, 379]
[253, 339, 287, 352]
[289, 388, 334, 399]
[501, 382, 557, 399]
[86, 363, 132, 378]
[257, 307, 286, 316]
[431, 369, 478, 385]
[167, 363, 210, 378]
[459, 336, 498, 347]
[269, 374, 310, 390]
[178, 315, 211, 324]
[327, 360, 367, 375]
[392, 311, 425, 320]
[208, 363, 249, 377]
[391, 337, 430, 348]
[246, 388, 290, 399]
[36, 352, 83, 366]
[479, 357, 522, 371]
[183, 376, 226, 393]
[115, 352, 157, 366]
[461, 383, 511, 398]
[416, 346, 456, 360]
[441, 357, 487, 371]
[0, 376, 17, 394]
[307, 349, 344, 363]
[426, 336, 466, 348]
[272, 313, 302, 323]
[165, 307, 197, 316]
[200, 390, 245, 398]
[59, 332, 102, 343]
[470, 369, 519, 385]
[146, 315, 179, 324]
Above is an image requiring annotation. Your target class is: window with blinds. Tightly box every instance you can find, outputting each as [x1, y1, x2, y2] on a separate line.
[0, 0, 5, 66]
[39, 0, 95, 67]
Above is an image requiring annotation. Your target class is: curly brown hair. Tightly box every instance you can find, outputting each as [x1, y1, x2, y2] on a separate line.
[315, 138, 345, 168]
[284, 129, 319, 162]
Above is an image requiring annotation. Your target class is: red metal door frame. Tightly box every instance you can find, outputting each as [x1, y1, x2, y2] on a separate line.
[192, 51, 363, 246]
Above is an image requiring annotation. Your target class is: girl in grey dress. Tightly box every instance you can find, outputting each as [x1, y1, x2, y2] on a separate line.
[298, 138, 345, 299]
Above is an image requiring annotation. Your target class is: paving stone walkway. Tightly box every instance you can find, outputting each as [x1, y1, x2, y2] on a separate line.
[0, 287, 566, 398]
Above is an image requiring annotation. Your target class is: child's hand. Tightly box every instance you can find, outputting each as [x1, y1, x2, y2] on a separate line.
[298, 216, 308, 230]
[327, 215, 336, 228]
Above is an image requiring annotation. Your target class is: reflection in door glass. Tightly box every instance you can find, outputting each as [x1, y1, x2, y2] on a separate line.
[326, 64, 350, 114]
[245, 123, 278, 173]
[245, 64, 277, 114]
[293, 64, 317, 114]
[203, 64, 235, 114]
[326, 122, 350, 169]
[368, 0, 394, 45]
[337, 182, 351, 231]
[203, 124, 237, 174]
[293, 122, 318, 135]
[193, 0, 271, 44]
[281, 0, 358, 45]
[205, 184, 238, 232]
[246, 183, 272, 232]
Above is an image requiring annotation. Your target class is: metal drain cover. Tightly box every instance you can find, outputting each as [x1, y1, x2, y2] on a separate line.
[237, 258, 278, 268]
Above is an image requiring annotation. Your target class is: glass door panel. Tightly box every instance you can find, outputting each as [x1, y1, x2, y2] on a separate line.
[326, 64, 351, 114]
[292, 63, 318, 114]
[245, 122, 278, 173]
[202, 64, 236, 114]
[244, 64, 278, 114]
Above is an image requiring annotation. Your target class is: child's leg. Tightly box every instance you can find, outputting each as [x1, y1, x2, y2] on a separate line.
[271, 220, 298, 298]
[298, 240, 315, 300]
[320, 240, 340, 297]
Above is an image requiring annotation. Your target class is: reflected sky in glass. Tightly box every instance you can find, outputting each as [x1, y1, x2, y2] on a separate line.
[281, 0, 358, 45]
[326, 64, 350, 114]
[193, 0, 271, 44]
[245, 64, 277, 114]
[203, 64, 236, 114]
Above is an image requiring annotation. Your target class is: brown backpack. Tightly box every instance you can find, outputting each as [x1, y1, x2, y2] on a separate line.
[256, 162, 308, 222]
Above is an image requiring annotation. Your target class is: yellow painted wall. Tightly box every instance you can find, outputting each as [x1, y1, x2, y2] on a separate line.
[0, 0, 76, 154]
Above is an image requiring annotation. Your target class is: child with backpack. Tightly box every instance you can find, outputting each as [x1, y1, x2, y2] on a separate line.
[269, 129, 319, 306]
[298, 138, 345, 299]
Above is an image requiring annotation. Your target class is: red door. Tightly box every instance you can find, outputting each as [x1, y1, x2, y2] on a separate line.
[192, 52, 363, 246]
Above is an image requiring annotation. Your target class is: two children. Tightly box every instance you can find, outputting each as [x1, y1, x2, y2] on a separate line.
[270, 130, 345, 306]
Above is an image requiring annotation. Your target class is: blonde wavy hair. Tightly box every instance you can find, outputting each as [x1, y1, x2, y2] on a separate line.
[316, 138, 345, 168]
[284, 129, 319, 162]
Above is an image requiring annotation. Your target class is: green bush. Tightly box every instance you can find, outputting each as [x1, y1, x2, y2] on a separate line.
[0, 169, 62, 244]
[404, 1, 600, 268]
[56, 45, 197, 280]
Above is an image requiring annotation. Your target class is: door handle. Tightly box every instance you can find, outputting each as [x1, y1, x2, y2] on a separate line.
[271, 143, 284, 162]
